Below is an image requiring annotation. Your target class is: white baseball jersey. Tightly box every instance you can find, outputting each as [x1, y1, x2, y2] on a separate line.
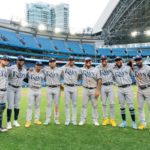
[8, 65, 27, 87]
[134, 65, 150, 86]
[43, 66, 62, 86]
[61, 65, 81, 85]
[95, 64, 114, 83]
[112, 65, 132, 86]
[27, 70, 45, 88]
[81, 67, 100, 88]
[0, 66, 8, 89]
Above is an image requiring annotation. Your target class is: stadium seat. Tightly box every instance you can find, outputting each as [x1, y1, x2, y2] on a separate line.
[111, 48, 127, 57]
[82, 43, 95, 55]
[127, 48, 139, 57]
[141, 49, 150, 57]
[98, 48, 112, 57]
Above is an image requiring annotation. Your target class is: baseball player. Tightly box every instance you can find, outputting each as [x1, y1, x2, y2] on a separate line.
[7, 56, 27, 129]
[134, 56, 150, 130]
[96, 56, 116, 127]
[113, 57, 137, 129]
[79, 57, 100, 126]
[43, 58, 62, 125]
[61, 56, 81, 125]
[25, 61, 45, 128]
[0, 56, 10, 132]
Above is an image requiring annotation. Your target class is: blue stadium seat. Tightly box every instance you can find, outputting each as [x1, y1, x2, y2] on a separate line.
[127, 48, 139, 57]
[112, 48, 126, 57]
[82, 43, 95, 55]
[66, 41, 84, 55]
[98, 48, 112, 57]
[141, 49, 150, 57]
[36, 36, 55, 52]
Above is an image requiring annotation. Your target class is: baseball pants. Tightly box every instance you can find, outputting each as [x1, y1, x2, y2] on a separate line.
[138, 87, 150, 125]
[80, 88, 98, 122]
[26, 88, 42, 122]
[101, 85, 115, 119]
[64, 85, 78, 123]
[46, 87, 60, 121]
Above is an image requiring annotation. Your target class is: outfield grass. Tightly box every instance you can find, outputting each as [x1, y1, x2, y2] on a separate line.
[0, 86, 150, 150]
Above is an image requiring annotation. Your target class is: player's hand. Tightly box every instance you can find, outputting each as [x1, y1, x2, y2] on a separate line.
[60, 84, 64, 91]
[95, 90, 100, 99]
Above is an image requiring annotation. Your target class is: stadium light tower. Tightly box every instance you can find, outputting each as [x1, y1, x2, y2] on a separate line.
[144, 30, 150, 36]
[38, 24, 46, 31]
[131, 31, 139, 37]
[20, 21, 28, 27]
[55, 28, 61, 33]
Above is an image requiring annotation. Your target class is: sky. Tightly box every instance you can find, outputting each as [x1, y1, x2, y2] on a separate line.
[0, 0, 110, 30]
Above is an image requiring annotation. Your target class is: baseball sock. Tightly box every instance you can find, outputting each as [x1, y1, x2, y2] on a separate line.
[0, 112, 2, 128]
[14, 108, 19, 121]
[129, 108, 135, 122]
[102, 104, 107, 118]
[0, 103, 6, 128]
[7, 109, 12, 122]
[120, 108, 126, 121]
[110, 104, 115, 119]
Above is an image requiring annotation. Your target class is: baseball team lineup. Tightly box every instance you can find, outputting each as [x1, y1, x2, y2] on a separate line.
[0, 54, 150, 132]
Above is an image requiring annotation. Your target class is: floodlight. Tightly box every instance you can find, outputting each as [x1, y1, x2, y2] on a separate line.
[38, 24, 46, 31]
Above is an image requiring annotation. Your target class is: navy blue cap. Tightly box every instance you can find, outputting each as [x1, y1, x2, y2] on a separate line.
[115, 57, 122, 61]
[134, 55, 142, 61]
[17, 56, 25, 61]
[36, 61, 43, 65]
[101, 55, 107, 60]
[85, 57, 92, 61]
[1, 55, 10, 60]
[68, 56, 75, 61]
[49, 58, 56, 62]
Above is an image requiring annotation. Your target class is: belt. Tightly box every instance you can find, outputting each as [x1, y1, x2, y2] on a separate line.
[118, 84, 131, 88]
[48, 85, 60, 88]
[9, 84, 21, 88]
[102, 82, 113, 86]
[65, 84, 77, 87]
[31, 86, 41, 89]
[84, 87, 96, 89]
[0, 89, 7, 92]
[139, 85, 150, 90]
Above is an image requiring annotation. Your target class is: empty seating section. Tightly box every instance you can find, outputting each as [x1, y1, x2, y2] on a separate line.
[66, 41, 83, 54]
[52, 39, 69, 53]
[127, 48, 138, 57]
[19, 32, 39, 50]
[141, 49, 150, 56]
[36, 36, 55, 52]
[98, 48, 112, 57]
[112, 48, 126, 57]
[82, 43, 95, 55]
[0, 28, 22, 47]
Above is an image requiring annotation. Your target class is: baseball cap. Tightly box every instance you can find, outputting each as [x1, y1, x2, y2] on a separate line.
[36, 61, 43, 66]
[49, 58, 56, 62]
[85, 57, 92, 61]
[1, 55, 10, 61]
[17, 56, 25, 61]
[115, 57, 122, 61]
[68, 56, 75, 61]
[134, 55, 142, 61]
[101, 55, 107, 60]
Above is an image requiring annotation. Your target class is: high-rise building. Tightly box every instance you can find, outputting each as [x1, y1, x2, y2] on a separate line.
[55, 3, 69, 32]
[26, 2, 69, 32]
[26, 2, 55, 30]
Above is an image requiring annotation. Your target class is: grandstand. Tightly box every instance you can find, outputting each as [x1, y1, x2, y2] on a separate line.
[0, 0, 150, 67]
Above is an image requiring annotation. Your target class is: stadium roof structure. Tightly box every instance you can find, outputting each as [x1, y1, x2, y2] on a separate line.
[93, 0, 150, 45]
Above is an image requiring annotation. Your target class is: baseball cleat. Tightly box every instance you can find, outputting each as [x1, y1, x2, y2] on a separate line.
[78, 120, 85, 126]
[132, 122, 137, 129]
[93, 120, 100, 126]
[65, 121, 70, 126]
[0, 127, 8, 132]
[119, 121, 127, 128]
[43, 120, 50, 125]
[13, 121, 20, 127]
[138, 124, 146, 130]
[110, 119, 117, 127]
[7, 122, 12, 130]
[72, 121, 77, 126]
[55, 120, 60, 125]
[102, 118, 109, 126]
[25, 122, 31, 128]
[34, 120, 42, 125]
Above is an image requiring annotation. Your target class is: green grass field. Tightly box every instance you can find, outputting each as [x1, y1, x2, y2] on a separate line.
[0, 86, 150, 150]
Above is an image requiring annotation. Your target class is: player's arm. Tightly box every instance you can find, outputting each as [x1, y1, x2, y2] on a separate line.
[23, 71, 29, 83]
[95, 79, 102, 99]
